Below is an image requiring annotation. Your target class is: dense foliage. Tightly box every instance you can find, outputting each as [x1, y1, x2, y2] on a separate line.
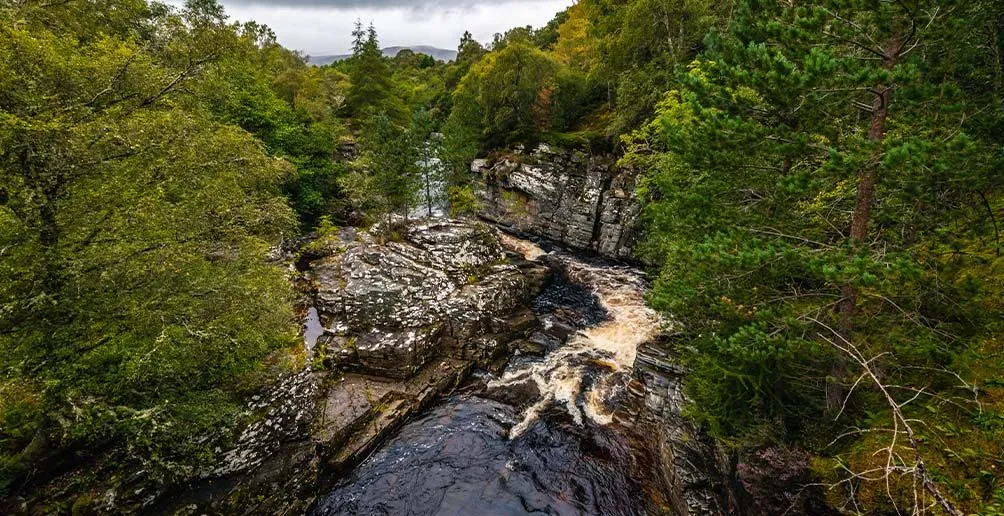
[202, 32, 348, 227]
[619, 0, 1004, 512]
[2, 0, 1002, 513]
[448, 40, 559, 146]
[0, 0, 303, 496]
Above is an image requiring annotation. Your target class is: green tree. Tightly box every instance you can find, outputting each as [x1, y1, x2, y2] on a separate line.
[389, 49, 447, 117]
[448, 40, 559, 146]
[201, 32, 347, 228]
[410, 108, 446, 217]
[0, 0, 297, 495]
[346, 22, 399, 119]
[341, 112, 420, 228]
[631, 0, 1003, 511]
[440, 109, 483, 217]
[591, 0, 718, 134]
[438, 31, 487, 117]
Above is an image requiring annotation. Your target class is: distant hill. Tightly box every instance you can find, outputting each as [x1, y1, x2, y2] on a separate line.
[307, 45, 457, 66]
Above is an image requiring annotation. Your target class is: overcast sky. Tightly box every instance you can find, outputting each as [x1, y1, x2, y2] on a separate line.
[186, 0, 574, 56]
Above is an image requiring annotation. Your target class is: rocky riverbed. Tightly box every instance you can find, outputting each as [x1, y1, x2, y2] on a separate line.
[46, 216, 737, 515]
[314, 235, 649, 515]
[307, 226, 739, 515]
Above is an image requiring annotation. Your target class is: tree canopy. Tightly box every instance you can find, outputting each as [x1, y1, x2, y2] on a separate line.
[0, 0, 300, 494]
[2, 0, 1003, 512]
[620, 0, 1004, 511]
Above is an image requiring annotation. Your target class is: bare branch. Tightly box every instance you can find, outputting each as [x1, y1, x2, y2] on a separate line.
[810, 317, 965, 516]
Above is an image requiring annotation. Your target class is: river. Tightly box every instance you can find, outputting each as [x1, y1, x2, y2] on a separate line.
[313, 234, 663, 515]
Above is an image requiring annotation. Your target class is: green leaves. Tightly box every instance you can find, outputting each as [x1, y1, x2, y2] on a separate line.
[0, 0, 298, 491]
[447, 40, 560, 147]
[345, 22, 399, 119]
[635, 3, 1004, 483]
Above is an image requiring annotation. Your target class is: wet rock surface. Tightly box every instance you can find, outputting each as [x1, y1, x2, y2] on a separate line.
[621, 338, 742, 515]
[311, 219, 545, 378]
[473, 144, 641, 260]
[148, 219, 550, 514]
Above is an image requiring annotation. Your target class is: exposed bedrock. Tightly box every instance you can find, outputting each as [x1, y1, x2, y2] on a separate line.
[618, 336, 746, 515]
[311, 219, 546, 378]
[472, 144, 641, 261]
[145, 219, 551, 514]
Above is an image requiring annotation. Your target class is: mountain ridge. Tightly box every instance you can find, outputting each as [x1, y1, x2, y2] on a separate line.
[308, 45, 457, 66]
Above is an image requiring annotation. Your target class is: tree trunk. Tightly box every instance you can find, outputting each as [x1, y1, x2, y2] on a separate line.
[826, 36, 901, 414]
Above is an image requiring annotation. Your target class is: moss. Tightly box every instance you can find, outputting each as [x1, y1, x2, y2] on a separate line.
[540, 130, 608, 152]
[501, 190, 530, 218]
[71, 493, 99, 516]
[310, 342, 328, 370]
[812, 369, 1004, 514]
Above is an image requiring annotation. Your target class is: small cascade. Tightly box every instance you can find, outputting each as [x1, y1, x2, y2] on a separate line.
[315, 231, 663, 516]
[491, 236, 665, 436]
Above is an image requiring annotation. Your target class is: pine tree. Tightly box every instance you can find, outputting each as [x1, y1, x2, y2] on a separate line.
[353, 112, 420, 228]
[351, 19, 366, 55]
[632, 0, 1002, 511]
[346, 22, 394, 117]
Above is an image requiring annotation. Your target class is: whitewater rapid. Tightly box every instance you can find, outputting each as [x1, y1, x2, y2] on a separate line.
[495, 234, 665, 436]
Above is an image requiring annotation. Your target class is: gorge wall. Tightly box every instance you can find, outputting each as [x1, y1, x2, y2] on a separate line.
[624, 337, 745, 515]
[472, 144, 641, 261]
[474, 145, 746, 515]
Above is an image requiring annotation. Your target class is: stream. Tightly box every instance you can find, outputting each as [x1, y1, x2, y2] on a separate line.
[313, 235, 663, 516]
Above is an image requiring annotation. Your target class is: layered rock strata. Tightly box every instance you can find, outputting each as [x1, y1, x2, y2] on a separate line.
[144, 219, 549, 514]
[472, 144, 641, 260]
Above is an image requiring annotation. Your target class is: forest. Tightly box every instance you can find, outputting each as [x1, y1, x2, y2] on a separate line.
[1, 0, 1002, 514]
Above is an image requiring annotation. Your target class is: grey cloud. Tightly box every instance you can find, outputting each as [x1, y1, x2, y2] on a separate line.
[206, 0, 571, 55]
[221, 0, 541, 9]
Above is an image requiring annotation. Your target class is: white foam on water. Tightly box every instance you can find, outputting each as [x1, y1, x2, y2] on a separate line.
[492, 236, 665, 438]
[500, 233, 548, 261]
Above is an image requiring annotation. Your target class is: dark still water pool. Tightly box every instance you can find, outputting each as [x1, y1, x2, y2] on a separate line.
[313, 395, 643, 516]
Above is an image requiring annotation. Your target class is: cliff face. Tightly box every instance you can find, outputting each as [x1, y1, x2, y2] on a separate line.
[475, 146, 753, 515]
[626, 337, 744, 515]
[472, 144, 641, 260]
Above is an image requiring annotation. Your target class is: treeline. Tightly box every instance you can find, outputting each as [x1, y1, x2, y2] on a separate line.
[438, 0, 729, 149]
